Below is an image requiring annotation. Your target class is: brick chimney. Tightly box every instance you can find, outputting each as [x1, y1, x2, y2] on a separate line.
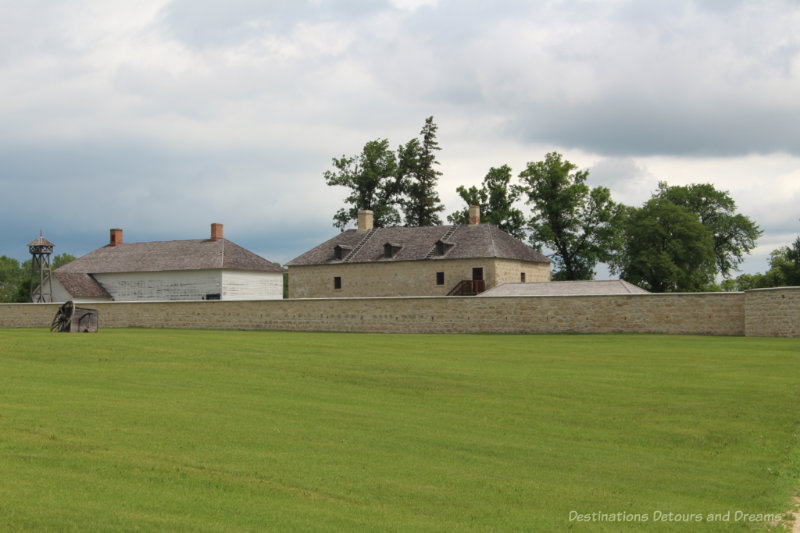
[357, 210, 373, 233]
[109, 228, 123, 246]
[469, 205, 480, 226]
[211, 223, 223, 241]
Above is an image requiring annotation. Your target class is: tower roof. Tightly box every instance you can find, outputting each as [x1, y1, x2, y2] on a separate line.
[28, 236, 55, 249]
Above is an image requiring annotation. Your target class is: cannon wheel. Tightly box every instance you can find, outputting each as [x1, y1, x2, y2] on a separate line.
[50, 301, 75, 332]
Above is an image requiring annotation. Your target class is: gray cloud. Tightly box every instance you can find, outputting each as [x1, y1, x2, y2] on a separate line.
[158, 0, 389, 48]
[2, 0, 799, 274]
[587, 157, 655, 206]
[0, 137, 332, 263]
[512, 101, 800, 157]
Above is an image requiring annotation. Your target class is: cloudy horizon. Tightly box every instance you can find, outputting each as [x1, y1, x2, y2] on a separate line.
[2, 0, 799, 278]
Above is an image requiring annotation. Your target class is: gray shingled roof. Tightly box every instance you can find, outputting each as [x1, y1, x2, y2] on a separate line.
[52, 272, 112, 299]
[287, 224, 550, 266]
[53, 238, 282, 298]
[57, 239, 283, 275]
[478, 280, 649, 297]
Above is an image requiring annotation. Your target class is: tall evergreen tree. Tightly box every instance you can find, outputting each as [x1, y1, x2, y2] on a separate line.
[399, 116, 445, 227]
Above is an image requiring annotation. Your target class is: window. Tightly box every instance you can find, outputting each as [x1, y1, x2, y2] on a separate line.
[333, 245, 352, 260]
[334, 276, 342, 290]
[205, 293, 221, 300]
[383, 242, 403, 259]
[520, 272, 526, 283]
[436, 272, 445, 285]
[435, 240, 454, 256]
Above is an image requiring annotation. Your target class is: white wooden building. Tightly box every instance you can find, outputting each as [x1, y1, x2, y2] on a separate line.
[45, 224, 284, 303]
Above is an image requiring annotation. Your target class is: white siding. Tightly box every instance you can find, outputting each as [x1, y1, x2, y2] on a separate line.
[94, 270, 222, 301]
[221, 270, 284, 300]
[35, 277, 67, 303]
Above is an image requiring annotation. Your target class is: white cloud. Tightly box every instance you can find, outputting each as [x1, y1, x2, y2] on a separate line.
[1, 0, 799, 275]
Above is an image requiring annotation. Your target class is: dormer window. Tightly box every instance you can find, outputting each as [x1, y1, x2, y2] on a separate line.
[383, 242, 403, 258]
[435, 240, 455, 256]
[333, 245, 352, 261]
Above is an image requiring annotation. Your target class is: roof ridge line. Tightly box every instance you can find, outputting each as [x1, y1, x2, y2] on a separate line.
[622, 280, 634, 293]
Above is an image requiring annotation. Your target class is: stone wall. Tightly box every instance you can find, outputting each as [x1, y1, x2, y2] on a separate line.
[744, 287, 800, 337]
[288, 258, 550, 298]
[4, 288, 798, 336]
[494, 259, 551, 285]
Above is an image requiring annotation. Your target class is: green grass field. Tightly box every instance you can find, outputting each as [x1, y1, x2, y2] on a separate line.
[1, 329, 798, 532]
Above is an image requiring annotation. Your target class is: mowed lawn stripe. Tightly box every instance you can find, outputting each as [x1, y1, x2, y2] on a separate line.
[0, 329, 798, 532]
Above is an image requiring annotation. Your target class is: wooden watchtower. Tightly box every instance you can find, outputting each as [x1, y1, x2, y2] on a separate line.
[28, 233, 55, 303]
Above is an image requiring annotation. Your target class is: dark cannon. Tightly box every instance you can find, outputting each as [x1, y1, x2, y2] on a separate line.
[50, 301, 99, 333]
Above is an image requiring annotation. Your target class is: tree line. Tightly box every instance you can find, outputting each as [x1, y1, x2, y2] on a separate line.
[324, 116, 445, 230]
[324, 117, 798, 292]
[1, 117, 795, 300]
[0, 254, 75, 303]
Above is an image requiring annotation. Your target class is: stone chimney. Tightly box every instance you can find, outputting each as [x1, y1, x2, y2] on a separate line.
[211, 223, 224, 241]
[469, 205, 481, 226]
[357, 210, 374, 233]
[109, 228, 123, 246]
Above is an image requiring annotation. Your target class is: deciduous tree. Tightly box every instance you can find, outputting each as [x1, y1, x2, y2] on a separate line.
[653, 182, 761, 278]
[612, 198, 716, 292]
[727, 236, 800, 290]
[517, 152, 625, 280]
[324, 139, 403, 230]
[0, 256, 23, 303]
[448, 165, 527, 239]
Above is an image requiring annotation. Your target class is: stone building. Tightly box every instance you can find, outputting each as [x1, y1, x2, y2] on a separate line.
[44, 223, 284, 302]
[287, 207, 551, 298]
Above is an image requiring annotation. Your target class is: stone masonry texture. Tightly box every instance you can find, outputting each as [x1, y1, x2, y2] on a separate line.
[2, 287, 798, 337]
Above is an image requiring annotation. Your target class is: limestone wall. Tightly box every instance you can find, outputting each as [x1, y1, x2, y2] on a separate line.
[744, 287, 800, 337]
[4, 289, 796, 336]
[494, 259, 551, 285]
[288, 258, 550, 298]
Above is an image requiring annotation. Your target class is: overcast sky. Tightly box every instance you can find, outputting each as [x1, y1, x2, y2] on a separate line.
[2, 0, 799, 278]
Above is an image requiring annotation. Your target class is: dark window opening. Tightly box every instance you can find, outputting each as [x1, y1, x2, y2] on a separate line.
[205, 293, 221, 300]
[384, 242, 403, 259]
[521, 272, 526, 283]
[436, 272, 445, 285]
[333, 245, 352, 261]
[334, 276, 342, 290]
[435, 240, 455, 256]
